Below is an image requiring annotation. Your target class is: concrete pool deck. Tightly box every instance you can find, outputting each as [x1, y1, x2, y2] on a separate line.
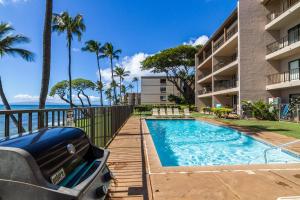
[108, 116, 300, 200]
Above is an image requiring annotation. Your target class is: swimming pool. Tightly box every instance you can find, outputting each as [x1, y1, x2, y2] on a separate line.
[146, 119, 300, 167]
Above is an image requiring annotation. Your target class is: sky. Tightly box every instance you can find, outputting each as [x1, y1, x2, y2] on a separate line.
[0, 0, 237, 105]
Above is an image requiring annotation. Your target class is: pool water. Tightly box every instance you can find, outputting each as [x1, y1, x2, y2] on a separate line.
[146, 119, 300, 166]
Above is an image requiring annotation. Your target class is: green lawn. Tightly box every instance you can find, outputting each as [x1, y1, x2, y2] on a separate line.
[191, 112, 300, 139]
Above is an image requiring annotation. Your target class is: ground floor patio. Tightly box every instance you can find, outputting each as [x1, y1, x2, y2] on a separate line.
[107, 117, 300, 200]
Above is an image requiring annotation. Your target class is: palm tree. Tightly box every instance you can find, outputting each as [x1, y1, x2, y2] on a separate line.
[52, 12, 86, 108]
[0, 22, 34, 132]
[105, 87, 113, 106]
[128, 83, 134, 93]
[100, 43, 121, 104]
[132, 77, 139, 94]
[82, 40, 104, 106]
[113, 66, 129, 104]
[39, 0, 53, 110]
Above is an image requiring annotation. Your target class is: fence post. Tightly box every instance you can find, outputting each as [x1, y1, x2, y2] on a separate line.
[90, 108, 95, 144]
[297, 105, 299, 124]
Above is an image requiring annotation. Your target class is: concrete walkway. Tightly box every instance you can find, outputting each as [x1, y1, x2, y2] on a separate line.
[108, 117, 300, 200]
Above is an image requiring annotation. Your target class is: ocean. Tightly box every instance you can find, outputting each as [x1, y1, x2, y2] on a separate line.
[0, 104, 71, 138]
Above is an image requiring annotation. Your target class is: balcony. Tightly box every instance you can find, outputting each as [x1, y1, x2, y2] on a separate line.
[197, 72, 212, 83]
[213, 25, 238, 52]
[198, 48, 212, 66]
[266, 0, 300, 30]
[266, 27, 300, 60]
[214, 80, 238, 92]
[198, 87, 212, 97]
[266, 68, 300, 90]
[213, 54, 238, 72]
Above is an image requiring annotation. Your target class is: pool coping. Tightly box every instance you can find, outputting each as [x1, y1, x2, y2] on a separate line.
[142, 118, 300, 175]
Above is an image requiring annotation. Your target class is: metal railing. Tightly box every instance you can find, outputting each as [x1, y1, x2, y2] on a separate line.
[198, 49, 212, 65]
[267, 0, 300, 22]
[198, 72, 212, 80]
[267, 68, 300, 84]
[266, 26, 300, 54]
[0, 106, 134, 147]
[214, 80, 238, 92]
[226, 25, 238, 41]
[213, 37, 225, 52]
[214, 54, 238, 72]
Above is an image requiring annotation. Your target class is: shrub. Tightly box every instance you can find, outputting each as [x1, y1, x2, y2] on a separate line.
[241, 100, 278, 121]
[211, 108, 232, 118]
[202, 107, 212, 114]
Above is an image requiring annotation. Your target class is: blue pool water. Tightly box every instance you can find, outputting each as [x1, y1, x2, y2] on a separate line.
[146, 119, 300, 166]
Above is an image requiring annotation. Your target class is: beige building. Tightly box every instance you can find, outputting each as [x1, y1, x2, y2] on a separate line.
[195, 0, 300, 114]
[141, 76, 181, 105]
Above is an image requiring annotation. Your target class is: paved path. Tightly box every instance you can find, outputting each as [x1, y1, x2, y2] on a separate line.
[108, 117, 300, 200]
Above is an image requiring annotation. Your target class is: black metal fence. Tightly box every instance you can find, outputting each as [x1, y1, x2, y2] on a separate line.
[266, 0, 300, 22]
[0, 106, 133, 147]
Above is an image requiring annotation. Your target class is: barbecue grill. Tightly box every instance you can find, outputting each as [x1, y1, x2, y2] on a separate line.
[0, 127, 113, 200]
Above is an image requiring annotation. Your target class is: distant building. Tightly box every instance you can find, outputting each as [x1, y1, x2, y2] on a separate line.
[141, 76, 181, 105]
[125, 93, 141, 106]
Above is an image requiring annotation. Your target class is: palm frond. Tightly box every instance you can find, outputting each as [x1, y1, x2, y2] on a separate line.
[5, 48, 35, 61]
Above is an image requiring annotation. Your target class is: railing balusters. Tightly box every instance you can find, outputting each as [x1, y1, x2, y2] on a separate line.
[5, 114, 9, 137]
[18, 113, 23, 134]
[28, 112, 32, 132]
[45, 111, 49, 128]
[57, 111, 60, 126]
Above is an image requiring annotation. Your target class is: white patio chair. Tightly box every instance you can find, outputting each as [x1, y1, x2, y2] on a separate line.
[159, 108, 166, 117]
[184, 108, 191, 117]
[152, 108, 159, 117]
[173, 108, 181, 117]
[167, 108, 173, 117]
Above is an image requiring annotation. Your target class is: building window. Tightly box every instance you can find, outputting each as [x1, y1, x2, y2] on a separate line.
[160, 79, 166, 84]
[288, 24, 300, 45]
[289, 59, 300, 81]
[160, 96, 167, 101]
[160, 87, 166, 93]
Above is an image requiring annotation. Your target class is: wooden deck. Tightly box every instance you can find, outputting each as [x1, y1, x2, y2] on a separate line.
[108, 117, 300, 200]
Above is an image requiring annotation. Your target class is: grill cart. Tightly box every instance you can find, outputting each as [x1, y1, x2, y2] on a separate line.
[0, 127, 113, 200]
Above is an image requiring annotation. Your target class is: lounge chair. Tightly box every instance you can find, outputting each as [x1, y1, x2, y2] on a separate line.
[184, 108, 191, 117]
[167, 108, 173, 117]
[152, 108, 159, 117]
[173, 108, 181, 117]
[159, 108, 167, 117]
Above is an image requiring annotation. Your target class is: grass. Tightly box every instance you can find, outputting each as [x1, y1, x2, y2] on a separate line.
[191, 112, 300, 139]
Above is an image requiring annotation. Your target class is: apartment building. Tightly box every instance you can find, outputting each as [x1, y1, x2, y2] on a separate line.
[141, 76, 181, 105]
[195, 0, 300, 113]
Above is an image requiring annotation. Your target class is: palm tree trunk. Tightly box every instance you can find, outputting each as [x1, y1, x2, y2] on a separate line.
[0, 77, 25, 133]
[96, 54, 103, 106]
[81, 91, 91, 106]
[68, 36, 73, 108]
[39, 0, 52, 111]
[77, 92, 85, 107]
[110, 57, 117, 104]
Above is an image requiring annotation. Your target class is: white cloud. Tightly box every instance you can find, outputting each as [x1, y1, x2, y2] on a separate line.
[0, 0, 29, 5]
[184, 35, 209, 46]
[98, 52, 163, 86]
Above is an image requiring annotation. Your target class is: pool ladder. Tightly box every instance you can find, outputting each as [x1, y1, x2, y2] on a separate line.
[248, 140, 300, 164]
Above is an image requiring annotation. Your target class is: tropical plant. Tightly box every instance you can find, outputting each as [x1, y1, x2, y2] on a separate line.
[100, 43, 121, 104]
[127, 83, 134, 93]
[141, 45, 198, 104]
[114, 66, 130, 103]
[168, 94, 186, 104]
[132, 77, 139, 94]
[82, 40, 104, 106]
[49, 80, 77, 107]
[211, 108, 232, 118]
[72, 78, 96, 106]
[52, 12, 86, 108]
[241, 100, 278, 121]
[39, 0, 53, 110]
[105, 87, 113, 106]
[0, 22, 34, 132]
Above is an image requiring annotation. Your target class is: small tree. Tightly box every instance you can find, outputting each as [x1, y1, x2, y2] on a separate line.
[72, 78, 96, 107]
[50, 80, 77, 107]
[114, 66, 130, 103]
